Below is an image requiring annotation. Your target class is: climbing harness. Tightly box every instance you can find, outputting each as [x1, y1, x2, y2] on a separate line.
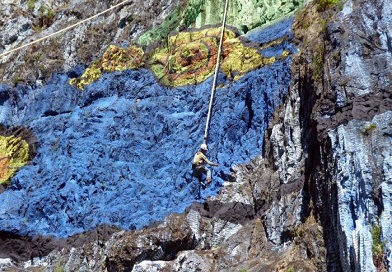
[0, 0, 132, 59]
[203, 0, 229, 145]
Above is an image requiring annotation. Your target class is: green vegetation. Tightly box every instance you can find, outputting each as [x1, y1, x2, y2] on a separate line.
[371, 224, 384, 257]
[39, 5, 56, 27]
[371, 224, 385, 269]
[316, 0, 340, 12]
[69, 45, 144, 90]
[362, 123, 377, 135]
[54, 261, 66, 272]
[137, 0, 206, 47]
[32, 24, 42, 33]
[25, 52, 43, 65]
[12, 76, 23, 86]
[72, 25, 291, 89]
[312, 43, 325, 82]
[27, 0, 37, 11]
[138, 0, 306, 46]
[137, 8, 181, 47]
[31, 4, 56, 31]
[181, 0, 203, 28]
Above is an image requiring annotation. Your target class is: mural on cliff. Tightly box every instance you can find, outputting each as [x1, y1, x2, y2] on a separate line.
[0, 20, 295, 238]
[70, 27, 291, 89]
[0, 0, 297, 238]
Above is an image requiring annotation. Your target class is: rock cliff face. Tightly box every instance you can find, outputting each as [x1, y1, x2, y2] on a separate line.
[0, 0, 391, 271]
[292, 0, 392, 270]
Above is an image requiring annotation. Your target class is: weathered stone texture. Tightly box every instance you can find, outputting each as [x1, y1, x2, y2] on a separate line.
[0, 0, 391, 271]
[293, 0, 392, 270]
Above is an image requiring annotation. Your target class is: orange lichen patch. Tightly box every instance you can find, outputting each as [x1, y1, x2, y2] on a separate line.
[0, 135, 30, 187]
[70, 45, 144, 90]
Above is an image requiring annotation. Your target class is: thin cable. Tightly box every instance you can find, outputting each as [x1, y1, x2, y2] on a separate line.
[203, 0, 229, 144]
[0, 0, 132, 59]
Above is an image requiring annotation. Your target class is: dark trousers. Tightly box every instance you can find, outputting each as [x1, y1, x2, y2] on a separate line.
[192, 164, 211, 180]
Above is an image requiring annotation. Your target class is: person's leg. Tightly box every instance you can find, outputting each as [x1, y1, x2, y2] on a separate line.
[193, 165, 211, 184]
[206, 167, 211, 183]
[192, 165, 203, 178]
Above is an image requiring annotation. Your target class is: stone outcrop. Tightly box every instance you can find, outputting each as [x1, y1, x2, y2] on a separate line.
[292, 0, 392, 270]
[17, 167, 324, 271]
[0, 0, 180, 85]
[0, 0, 391, 271]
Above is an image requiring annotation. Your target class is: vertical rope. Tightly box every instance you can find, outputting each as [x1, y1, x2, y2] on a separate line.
[203, 0, 229, 145]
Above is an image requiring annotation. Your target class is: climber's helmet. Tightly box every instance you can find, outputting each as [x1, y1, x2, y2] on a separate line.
[200, 143, 208, 151]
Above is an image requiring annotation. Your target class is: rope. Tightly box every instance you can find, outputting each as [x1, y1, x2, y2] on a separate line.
[0, 0, 132, 59]
[203, 0, 229, 145]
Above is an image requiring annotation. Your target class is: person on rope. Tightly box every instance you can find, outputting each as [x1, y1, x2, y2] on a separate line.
[192, 143, 219, 184]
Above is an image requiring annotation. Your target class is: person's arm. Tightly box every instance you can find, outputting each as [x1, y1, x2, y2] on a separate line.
[202, 153, 219, 166]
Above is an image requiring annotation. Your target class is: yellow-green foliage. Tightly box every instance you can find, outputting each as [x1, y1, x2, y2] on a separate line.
[371, 224, 386, 271]
[150, 28, 233, 86]
[54, 261, 66, 272]
[371, 224, 384, 256]
[0, 136, 30, 187]
[70, 45, 144, 90]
